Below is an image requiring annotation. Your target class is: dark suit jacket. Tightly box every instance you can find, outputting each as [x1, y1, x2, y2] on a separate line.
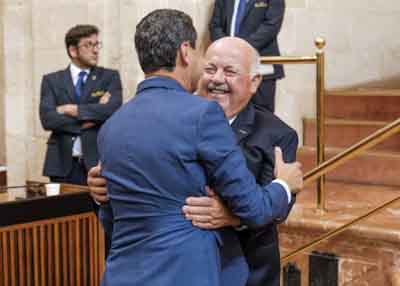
[232, 103, 298, 286]
[39, 66, 122, 177]
[97, 77, 291, 286]
[210, 0, 285, 80]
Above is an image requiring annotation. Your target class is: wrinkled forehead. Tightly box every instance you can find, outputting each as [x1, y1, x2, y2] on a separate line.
[205, 46, 250, 70]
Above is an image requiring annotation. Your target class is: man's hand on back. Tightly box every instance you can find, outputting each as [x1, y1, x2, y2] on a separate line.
[274, 147, 303, 194]
[87, 163, 109, 203]
[183, 186, 240, 229]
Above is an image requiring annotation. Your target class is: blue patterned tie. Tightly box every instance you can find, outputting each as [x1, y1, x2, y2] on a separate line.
[235, 0, 247, 36]
[75, 71, 87, 103]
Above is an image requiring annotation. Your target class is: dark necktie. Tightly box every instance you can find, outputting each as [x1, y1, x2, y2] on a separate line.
[75, 71, 87, 103]
[234, 0, 247, 36]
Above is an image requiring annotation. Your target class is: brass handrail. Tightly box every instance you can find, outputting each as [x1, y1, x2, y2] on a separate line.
[260, 37, 327, 210]
[304, 117, 400, 185]
[260, 56, 317, 64]
[281, 117, 400, 263]
[281, 192, 400, 264]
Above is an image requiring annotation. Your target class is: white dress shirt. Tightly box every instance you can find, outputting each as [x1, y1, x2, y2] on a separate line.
[230, 0, 250, 36]
[70, 63, 90, 157]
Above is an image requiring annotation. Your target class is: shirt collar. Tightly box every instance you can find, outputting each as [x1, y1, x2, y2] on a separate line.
[70, 63, 90, 84]
[228, 115, 237, 125]
[136, 76, 187, 94]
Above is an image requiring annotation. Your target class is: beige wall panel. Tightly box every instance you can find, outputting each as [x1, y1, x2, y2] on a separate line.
[0, 1, 5, 166]
[1, 0, 400, 183]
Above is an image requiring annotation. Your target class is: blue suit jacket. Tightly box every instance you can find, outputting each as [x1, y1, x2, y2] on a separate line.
[97, 77, 290, 286]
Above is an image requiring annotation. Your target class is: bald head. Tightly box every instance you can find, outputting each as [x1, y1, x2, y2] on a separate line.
[198, 37, 262, 118]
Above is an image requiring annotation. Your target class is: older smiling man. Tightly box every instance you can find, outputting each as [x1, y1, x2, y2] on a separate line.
[185, 37, 298, 286]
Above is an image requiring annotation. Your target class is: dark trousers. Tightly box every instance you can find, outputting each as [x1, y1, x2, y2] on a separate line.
[251, 79, 276, 113]
[50, 157, 88, 185]
[238, 225, 281, 286]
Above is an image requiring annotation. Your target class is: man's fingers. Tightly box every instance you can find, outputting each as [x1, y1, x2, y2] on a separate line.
[88, 165, 101, 177]
[185, 214, 212, 223]
[192, 221, 218, 230]
[185, 196, 213, 206]
[274, 147, 284, 166]
[87, 177, 107, 190]
[89, 187, 109, 203]
[205, 186, 216, 197]
[90, 185, 107, 196]
[91, 194, 109, 203]
[182, 205, 212, 216]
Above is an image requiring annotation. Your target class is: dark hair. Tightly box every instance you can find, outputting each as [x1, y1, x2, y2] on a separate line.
[65, 25, 99, 58]
[134, 9, 197, 73]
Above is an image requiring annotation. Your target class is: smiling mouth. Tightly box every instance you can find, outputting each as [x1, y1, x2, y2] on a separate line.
[208, 87, 230, 95]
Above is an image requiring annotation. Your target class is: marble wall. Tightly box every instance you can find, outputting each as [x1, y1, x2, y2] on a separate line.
[0, 2, 5, 165]
[1, 0, 399, 184]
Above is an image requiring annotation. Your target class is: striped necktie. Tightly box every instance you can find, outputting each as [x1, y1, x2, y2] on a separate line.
[74, 71, 87, 103]
[234, 0, 247, 36]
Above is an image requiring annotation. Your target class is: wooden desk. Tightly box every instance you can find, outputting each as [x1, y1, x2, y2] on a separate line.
[0, 184, 105, 286]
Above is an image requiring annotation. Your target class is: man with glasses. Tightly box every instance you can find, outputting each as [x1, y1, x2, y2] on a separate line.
[39, 24, 122, 186]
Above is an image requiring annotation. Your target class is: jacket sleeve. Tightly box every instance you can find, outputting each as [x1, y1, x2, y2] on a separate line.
[243, 0, 285, 50]
[39, 75, 81, 135]
[209, 0, 229, 41]
[258, 128, 299, 222]
[196, 102, 289, 227]
[258, 128, 298, 184]
[78, 71, 123, 122]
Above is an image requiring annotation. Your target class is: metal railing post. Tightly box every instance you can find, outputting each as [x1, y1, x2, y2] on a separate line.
[315, 38, 326, 211]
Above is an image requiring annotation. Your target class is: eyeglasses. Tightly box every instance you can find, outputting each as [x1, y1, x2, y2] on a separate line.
[78, 41, 103, 50]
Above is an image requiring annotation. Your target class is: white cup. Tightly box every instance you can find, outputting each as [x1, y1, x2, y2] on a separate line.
[45, 183, 60, 196]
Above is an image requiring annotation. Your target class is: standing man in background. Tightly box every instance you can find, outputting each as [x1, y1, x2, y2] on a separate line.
[39, 24, 122, 185]
[210, 0, 285, 112]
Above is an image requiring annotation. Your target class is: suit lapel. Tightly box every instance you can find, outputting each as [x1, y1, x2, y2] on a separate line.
[226, 0, 235, 32]
[63, 66, 76, 103]
[231, 103, 255, 144]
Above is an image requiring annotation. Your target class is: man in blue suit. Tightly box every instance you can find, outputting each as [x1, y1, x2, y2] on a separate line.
[97, 9, 302, 286]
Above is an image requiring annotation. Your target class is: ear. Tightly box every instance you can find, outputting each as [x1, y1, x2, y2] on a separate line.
[250, 74, 262, 95]
[68, 46, 78, 59]
[177, 41, 191, 67]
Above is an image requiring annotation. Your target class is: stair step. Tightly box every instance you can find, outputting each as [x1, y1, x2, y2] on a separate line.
[298, 146, 400, 186]
[280, 181, 400, 244]
[303, 118, 400, 152]
[325, 91, 400, 121]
